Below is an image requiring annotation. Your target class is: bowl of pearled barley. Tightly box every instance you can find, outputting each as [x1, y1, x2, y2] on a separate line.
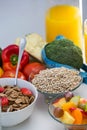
[31, 67, 82, 103]
[0, 78, 38, 127]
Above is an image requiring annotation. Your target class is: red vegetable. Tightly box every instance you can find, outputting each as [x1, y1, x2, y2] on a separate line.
[2, 70, 26, 80]
[1, 44, 29, 71]
[3, 62, 17, 71]
[23, 62, 46, 80]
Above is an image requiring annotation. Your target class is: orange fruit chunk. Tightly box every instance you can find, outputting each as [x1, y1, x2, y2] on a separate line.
[71, 108, 83, 124]
[62, 102, 76, 112]
[82, 118, 87, 124]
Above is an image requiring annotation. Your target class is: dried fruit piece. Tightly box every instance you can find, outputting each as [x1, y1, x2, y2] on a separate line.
[0, 86, 4, 93]
[2, 97, 9, 106]
[20, 88, 32, 96]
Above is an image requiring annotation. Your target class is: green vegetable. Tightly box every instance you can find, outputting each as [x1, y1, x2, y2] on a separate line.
[45, 39, 83, 69]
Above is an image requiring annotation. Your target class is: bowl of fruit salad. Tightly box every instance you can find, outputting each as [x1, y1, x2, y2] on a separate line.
[0, 78, 38, 127]
[48, 91, 87, 130]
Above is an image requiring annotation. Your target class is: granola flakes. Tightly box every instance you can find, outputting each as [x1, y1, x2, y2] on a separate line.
[0, 86, 35, 112]
[32, 67, 82, 94]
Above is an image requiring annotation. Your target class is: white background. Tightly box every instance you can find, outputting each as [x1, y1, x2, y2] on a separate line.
[0, 0, 87, 48]
[0, 0, 48, 48]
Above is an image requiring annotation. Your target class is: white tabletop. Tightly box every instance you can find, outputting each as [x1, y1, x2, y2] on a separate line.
[2, 83, 87, 130]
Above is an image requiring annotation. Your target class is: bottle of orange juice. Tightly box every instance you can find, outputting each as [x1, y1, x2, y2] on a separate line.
[84, 19, 87, 63]
[45, 0, 83, 49]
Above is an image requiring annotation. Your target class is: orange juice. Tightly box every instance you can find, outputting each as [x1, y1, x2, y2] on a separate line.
[84, 20, 87, 63]
[84, 33, 87, 63]
[45, 5, 82, 49]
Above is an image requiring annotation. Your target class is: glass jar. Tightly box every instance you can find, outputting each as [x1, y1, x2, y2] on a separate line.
[45, 0, 83, 49]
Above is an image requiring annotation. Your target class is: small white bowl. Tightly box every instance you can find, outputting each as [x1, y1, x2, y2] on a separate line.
[0, 78, 38, 127]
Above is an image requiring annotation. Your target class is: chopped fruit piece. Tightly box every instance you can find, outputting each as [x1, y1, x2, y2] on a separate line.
[60, 111, 75, 124]
[78, 103, 85, 110]
[71, 108, 83, 124]
[69, 107, 76, 112]
[52, 94, 87, 125]
[70, 96, 80, 106]
[84, 103, 87, 112]
[0, 86, 4, 93]
[82, 118, 87, 124]
[81, 110, 87, 117]
[53, 97, 66, 108]
[80, 98, 87, 104]
[64, 91, 74, 101]
[62, 102, 76, 112]
[79, 98, 87, 111]
[52, 98, 60, 104]
[2, 97, 9, 106]
[20, 88, 32, 96]
[54, 107, 64, 118]
[70, 107, 87, 118]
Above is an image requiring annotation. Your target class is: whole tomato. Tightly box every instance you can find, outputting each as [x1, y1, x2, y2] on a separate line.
[2, 70, 26, 80]
[23, 62, 46, 81]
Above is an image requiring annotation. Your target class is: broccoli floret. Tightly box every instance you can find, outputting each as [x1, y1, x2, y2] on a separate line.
[45, 39, 83, 69]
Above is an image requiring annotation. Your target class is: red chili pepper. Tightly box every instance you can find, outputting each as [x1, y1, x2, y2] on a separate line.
[1, 44, 29, 71]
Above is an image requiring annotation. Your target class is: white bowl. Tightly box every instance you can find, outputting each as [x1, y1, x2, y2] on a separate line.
[0, 78, 38, 127]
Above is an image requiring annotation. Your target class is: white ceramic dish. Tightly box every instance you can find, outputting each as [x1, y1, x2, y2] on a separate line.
[0, 78, 38, 127]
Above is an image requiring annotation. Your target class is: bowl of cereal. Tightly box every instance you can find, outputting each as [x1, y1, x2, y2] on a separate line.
[0, 78, 38, 127]
[31, 67, 82, 103]
[48, 91, 87, 130]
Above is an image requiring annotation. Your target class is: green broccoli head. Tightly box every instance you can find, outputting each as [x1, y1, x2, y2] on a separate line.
[45, 39, 83, 69]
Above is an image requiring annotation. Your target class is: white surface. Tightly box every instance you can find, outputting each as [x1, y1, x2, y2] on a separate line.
[2, 83, 87, 130]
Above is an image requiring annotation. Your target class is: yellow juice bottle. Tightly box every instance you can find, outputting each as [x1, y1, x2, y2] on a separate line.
[84, 19, 87, 63]
[45, 5, 82, 49]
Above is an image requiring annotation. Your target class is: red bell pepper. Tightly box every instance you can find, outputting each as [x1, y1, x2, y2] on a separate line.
[2, 70, 26, 80]
[1, 44, 29, 71]
[3, 62, 17, 71]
